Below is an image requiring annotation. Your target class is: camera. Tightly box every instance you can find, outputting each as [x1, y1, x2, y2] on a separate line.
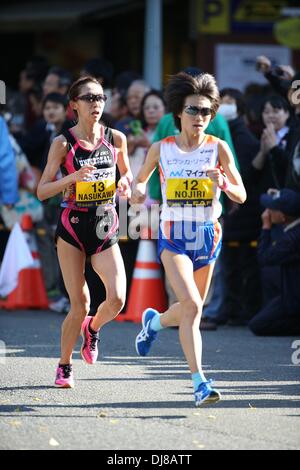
[274, 66, 284, 77]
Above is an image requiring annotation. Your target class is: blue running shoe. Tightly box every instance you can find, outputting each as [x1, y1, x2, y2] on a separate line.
[194, 379, 221, 406]
[135, 308, 159, 356]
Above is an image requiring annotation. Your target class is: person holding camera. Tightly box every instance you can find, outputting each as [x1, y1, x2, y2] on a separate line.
[256, 55, 300, 125]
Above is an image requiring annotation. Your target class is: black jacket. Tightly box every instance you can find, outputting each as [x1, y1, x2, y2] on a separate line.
[269, 124, 300, 190]
[223, 117, 262, 241]
[257, 220, 300, 315]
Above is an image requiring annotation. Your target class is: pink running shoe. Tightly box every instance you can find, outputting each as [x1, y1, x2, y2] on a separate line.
[80, 316, 99, 364]
[54, 364, 74, 388]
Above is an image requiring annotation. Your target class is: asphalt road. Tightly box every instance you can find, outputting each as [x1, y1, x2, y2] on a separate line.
[0, 309, 299, 450]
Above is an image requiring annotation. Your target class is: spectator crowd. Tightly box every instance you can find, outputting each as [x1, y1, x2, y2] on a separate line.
[1, 54, 300, 336]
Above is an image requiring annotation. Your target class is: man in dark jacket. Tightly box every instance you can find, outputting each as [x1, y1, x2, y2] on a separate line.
[249, 188, 300, 336]
[214, 89, 262, 325]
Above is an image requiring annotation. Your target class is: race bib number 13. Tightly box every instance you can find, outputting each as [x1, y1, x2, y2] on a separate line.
[76, 179, 116, 205]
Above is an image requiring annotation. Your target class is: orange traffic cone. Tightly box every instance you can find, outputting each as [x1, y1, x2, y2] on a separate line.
[0, 214, 49, 310]
[116, 239, 168, 323]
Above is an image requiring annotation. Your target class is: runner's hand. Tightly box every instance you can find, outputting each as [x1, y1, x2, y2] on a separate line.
[206, 167, 225, 188]
[130, 183, 147, 205]
[117, 175, 132, 198]
[256, 55, 271, 73]
[71, 165, 97, 183]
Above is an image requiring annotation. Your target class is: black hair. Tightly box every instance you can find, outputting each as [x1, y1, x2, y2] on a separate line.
[113, 70, 142, 94]
[165, 72, 220, 131]
[47, 66, 73, 88]
[220, 87, 246, 116]
[27, 84, 43, 101]
[25, 55, 49, 82]
[42, 92, 68, 109]
[261, 95, 290, 114]
[112, 89, 127, 108]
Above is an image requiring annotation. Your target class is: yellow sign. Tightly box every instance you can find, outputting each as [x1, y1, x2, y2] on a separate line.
[197, 0, 230, 34]
[274, 18, 300, 49]
[166, 178, 214, 207]
[76, 179, 116, 206]
[234, 0, 286, 22]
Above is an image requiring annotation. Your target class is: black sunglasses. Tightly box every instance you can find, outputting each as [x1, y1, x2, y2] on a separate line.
[75, 94, 107, 103]
[184, 105, 212, 117]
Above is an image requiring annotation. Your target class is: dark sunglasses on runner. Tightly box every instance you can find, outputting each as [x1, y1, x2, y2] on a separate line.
[184, 105, 212, 117]
[75, 94, 107, 103]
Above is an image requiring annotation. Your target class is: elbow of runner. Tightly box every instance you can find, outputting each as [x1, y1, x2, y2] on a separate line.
[36, 184, 46, 201]
[237, 188, 247, 204]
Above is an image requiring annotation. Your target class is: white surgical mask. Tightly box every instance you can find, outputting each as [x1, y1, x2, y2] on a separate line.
[218, 103, 238, 121]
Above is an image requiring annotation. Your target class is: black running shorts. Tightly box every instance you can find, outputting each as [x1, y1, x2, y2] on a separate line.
[55, 206, 119, 256]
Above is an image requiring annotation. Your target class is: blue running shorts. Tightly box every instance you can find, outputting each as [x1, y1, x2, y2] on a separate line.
[158, 220, 222, 271]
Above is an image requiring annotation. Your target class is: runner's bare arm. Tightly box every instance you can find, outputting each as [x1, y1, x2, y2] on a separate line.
[130, 142, 160, 205]
[136, 142, 160, 184]
[112, 129, 133, 197]
[207, 140, 246, 204]
[37, 135, 96, 201]
[113, 129, 133, 182]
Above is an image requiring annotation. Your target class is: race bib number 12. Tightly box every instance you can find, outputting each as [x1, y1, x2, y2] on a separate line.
[166, 178, 214, 207]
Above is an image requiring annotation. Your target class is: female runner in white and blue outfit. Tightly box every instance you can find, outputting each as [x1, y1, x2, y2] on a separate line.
[131, 72, 246, 406]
